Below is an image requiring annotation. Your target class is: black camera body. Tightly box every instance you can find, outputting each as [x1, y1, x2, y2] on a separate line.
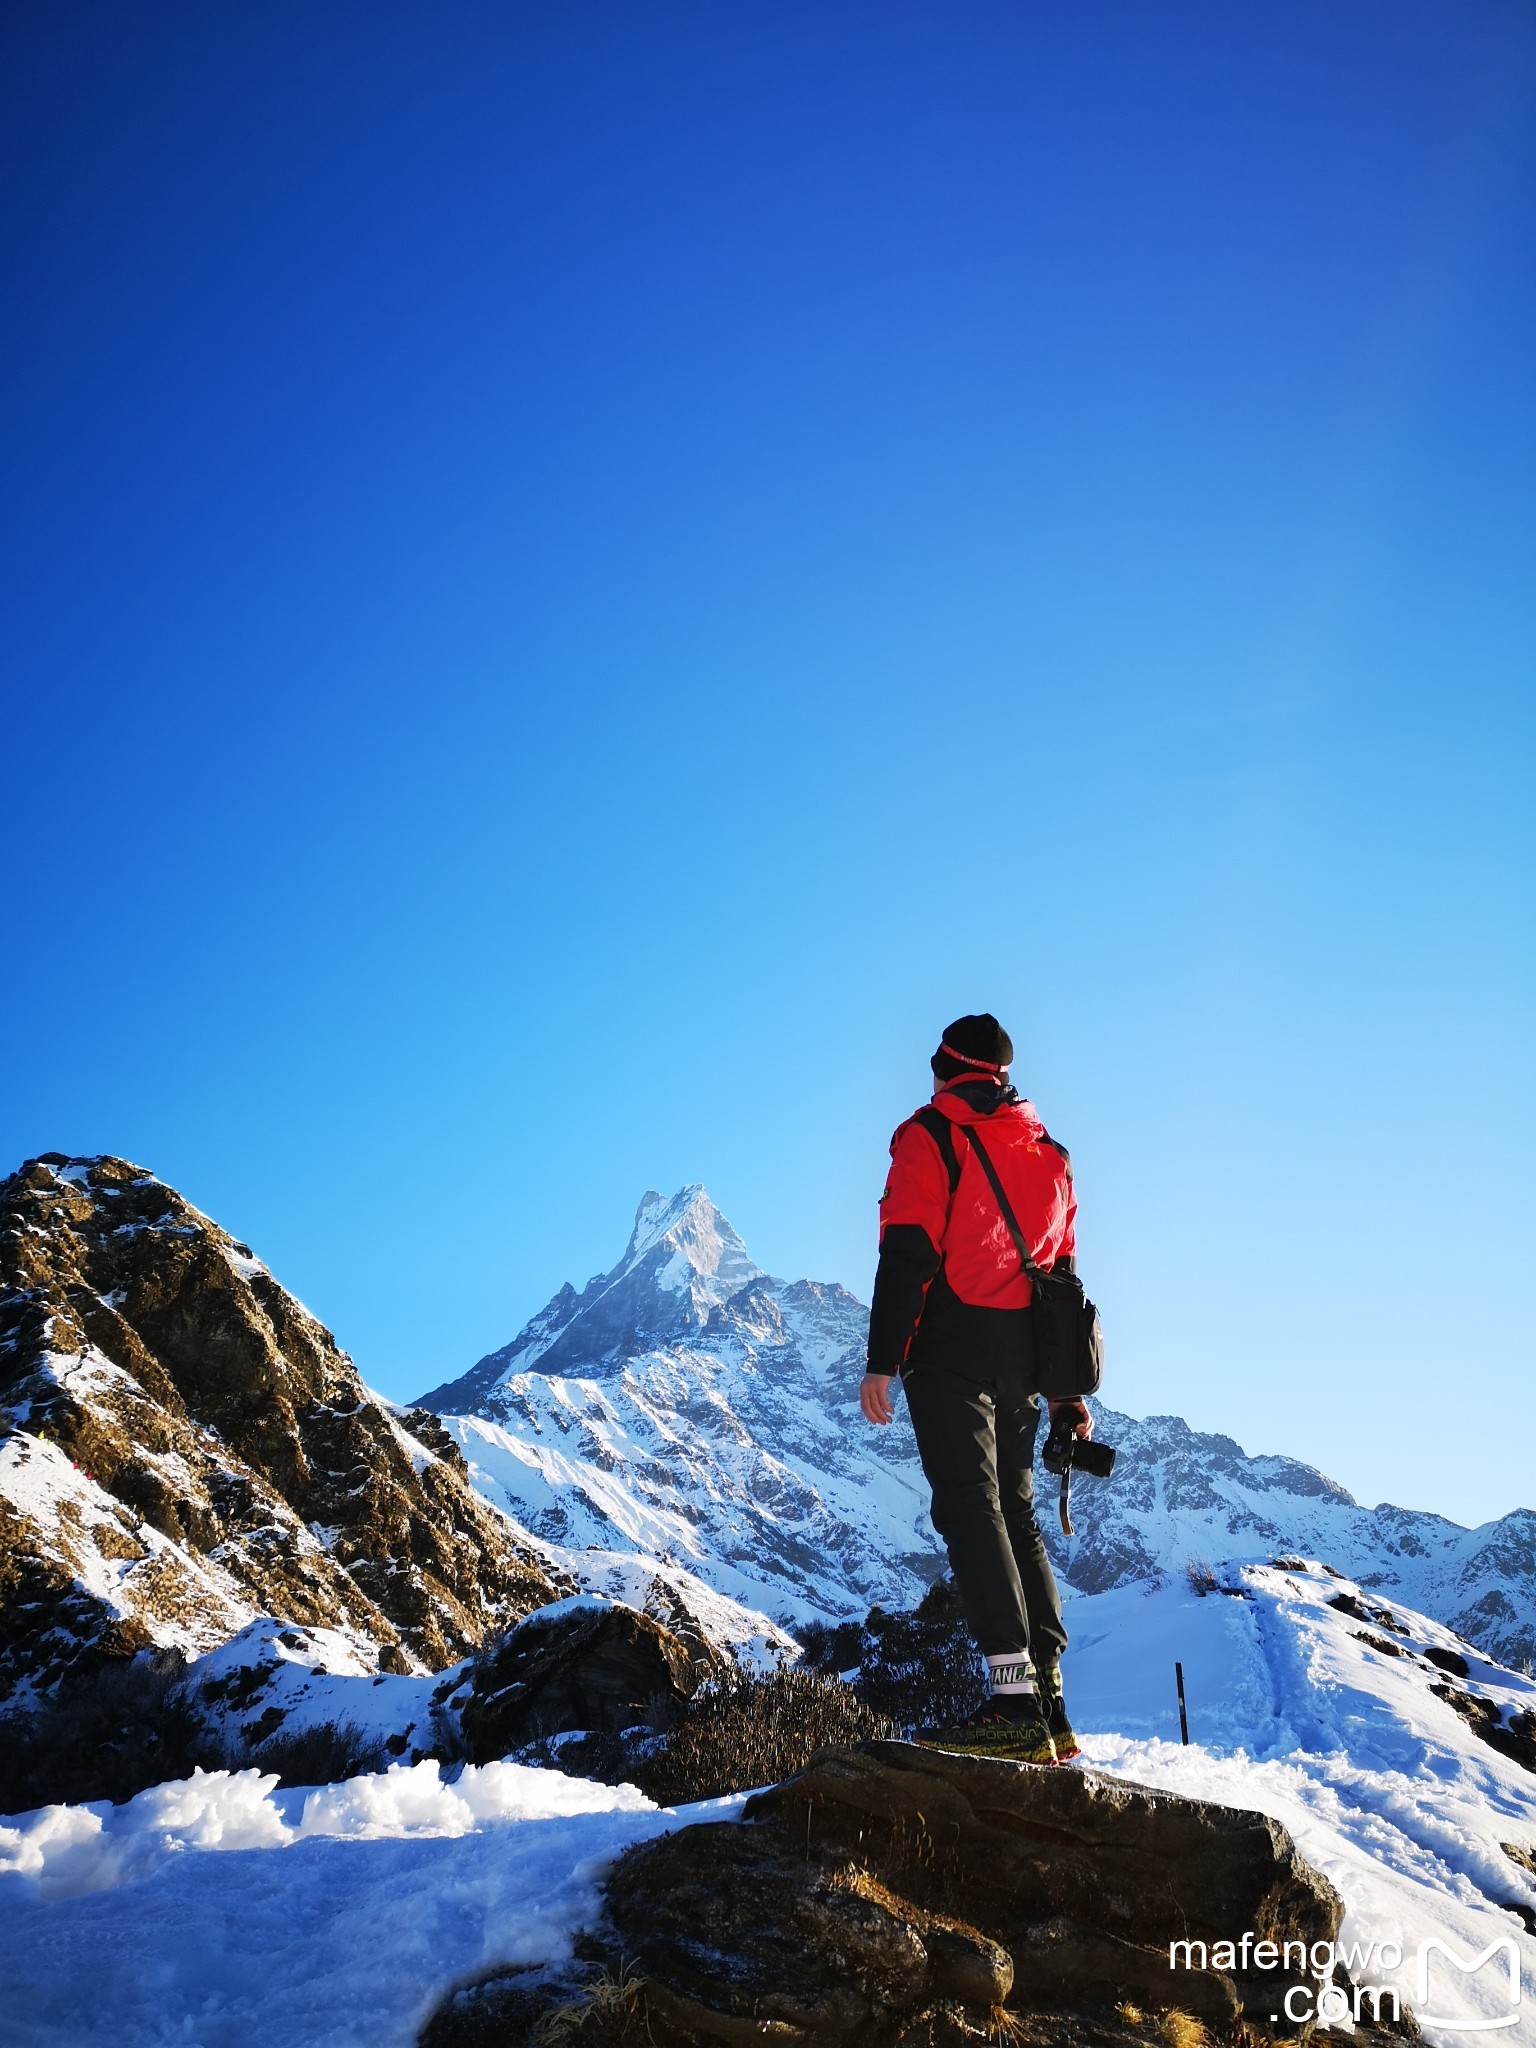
[1042, 1415, 1117, 1481]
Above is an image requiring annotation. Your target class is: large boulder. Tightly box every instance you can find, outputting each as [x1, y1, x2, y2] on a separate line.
[741, 1742, 1343, 2026]
[602, 1816, 1014, 2045]
[455, 1598, 721, 1758]
[425, 1741, 1378, 2047]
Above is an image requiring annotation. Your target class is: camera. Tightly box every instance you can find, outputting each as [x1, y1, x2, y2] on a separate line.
[1042, 1413, 1117, 1481]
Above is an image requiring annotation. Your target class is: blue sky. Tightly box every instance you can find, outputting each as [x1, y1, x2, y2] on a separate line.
[3, 1, 1532, 1527]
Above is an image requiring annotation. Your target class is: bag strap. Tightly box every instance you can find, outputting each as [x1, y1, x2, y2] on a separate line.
[913, 1107, 1060, 1287]
[956, 1122, 1049, 1284]
[966, 1123, 1083, 1521]
[912, 1106, 963, 1197]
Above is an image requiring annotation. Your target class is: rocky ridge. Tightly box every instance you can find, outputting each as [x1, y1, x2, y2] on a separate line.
[419, 1186, 943, 1628]
[0, 1154, 563, 1705]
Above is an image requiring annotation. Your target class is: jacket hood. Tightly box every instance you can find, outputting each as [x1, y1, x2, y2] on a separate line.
[929, 1083, 1047, 1137]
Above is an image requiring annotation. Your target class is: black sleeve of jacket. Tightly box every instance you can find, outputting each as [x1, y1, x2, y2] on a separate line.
[866, 1224, 941, 1373]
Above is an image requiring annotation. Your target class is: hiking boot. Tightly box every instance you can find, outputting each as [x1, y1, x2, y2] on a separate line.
[915, 1696, 1057, 1765]
[1035, 1662, 1080, 1761]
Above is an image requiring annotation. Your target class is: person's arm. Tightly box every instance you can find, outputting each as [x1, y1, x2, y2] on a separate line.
[867, 1224, 940, 1371]
[861, 1121, 950, 1422]
[1045, 1152, 1089, 1434]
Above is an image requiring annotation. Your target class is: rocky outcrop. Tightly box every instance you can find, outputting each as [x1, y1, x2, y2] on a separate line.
[1430, 1681, 1536, 1772]
[738, 1744, 1341, 2027]
[452, 1597, 724, 1760]
[0, 1154, 563, 1702]
[424, 1742, 1380, 2048]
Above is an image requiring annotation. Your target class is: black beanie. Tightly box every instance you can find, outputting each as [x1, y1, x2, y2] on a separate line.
[932, 1013, 1014, 1080]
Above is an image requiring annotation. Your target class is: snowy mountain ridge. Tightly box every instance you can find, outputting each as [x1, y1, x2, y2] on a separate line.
[421, 1185, 780, 1406]
[420, 1185, 1536, 1668]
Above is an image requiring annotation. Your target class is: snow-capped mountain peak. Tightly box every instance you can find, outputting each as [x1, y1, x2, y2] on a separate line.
[620, 1185, 760, 1304]
[416, 1187, 773, 1414]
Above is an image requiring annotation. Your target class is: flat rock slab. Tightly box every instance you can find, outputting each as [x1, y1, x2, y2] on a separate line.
[748, 1739, 1340, 2002]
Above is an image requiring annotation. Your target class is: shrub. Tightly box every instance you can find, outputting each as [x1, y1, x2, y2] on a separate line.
[799, 1578, 987, 1732]
[1184, 1557, 1220, 1598]
[796, 1616, 866, 1673]
[531, 1669, 899, 1806]
[0, 1651, 217, 1813]
[0, 1656, 395, 1813]
[247, 1717, 382, 1788]
[632, 1667, 898, 1805]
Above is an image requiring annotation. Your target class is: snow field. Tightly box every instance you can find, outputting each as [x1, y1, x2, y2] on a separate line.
[0, 1756, 734, 2048]
[0, 1754, 657, 1903]
[1068, 1566, 1536, 2044]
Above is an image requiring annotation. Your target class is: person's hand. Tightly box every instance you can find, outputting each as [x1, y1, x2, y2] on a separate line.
[1048, 1396, 1093, 1440]
[860, 1373, 896, 1425]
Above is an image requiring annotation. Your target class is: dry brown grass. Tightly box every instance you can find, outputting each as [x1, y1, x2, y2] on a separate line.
[983, 2006, 1034, 2043]
[1157, 2011, 1209, 2048]
[531, 1966, 650, 2046]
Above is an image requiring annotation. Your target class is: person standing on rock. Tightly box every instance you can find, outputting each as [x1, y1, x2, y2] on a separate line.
[861, 1013, 1092, 1764]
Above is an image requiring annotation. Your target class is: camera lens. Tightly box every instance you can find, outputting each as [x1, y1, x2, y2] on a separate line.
[1075, 1439, 1116, 1479]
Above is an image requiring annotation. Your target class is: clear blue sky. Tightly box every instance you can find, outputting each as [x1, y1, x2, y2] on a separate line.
[3, 2, 1532, 1528]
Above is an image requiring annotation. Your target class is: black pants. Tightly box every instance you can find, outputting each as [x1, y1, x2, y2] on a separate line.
[903, 1356, 1067, 1665]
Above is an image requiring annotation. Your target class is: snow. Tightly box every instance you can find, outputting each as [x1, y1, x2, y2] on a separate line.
[510, 1592, 623, 1629]
[446, 1323, 938, 1634]
[448, 1406, 804, 1662]
[622, 1185, 757, 1297]
[0, 1757, 732, 2048]
[225, 1248, 270, 1282]
[186, 1617, 449, 1756]
[1064, 1564, 1536, 2043]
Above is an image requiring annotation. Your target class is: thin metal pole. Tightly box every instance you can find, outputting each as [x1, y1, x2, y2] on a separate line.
[1175, 1661, 1190, 1744]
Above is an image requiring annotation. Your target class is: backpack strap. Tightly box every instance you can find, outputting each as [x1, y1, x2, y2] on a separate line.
[957, 1122, 1048, 1283]
[912, 1106, 962, 1197]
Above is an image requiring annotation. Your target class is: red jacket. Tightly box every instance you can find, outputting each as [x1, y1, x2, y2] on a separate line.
[867, 1080, 1076, 1376]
